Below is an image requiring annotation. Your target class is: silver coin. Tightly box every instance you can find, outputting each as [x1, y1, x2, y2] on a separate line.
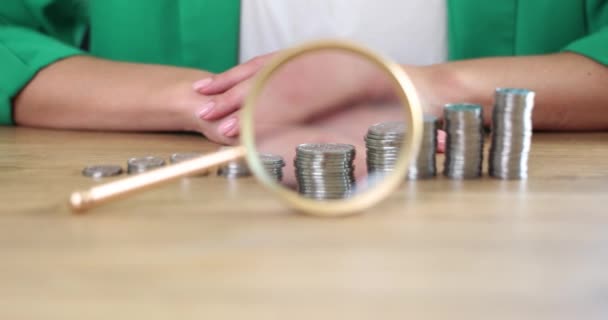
[260, 153, 285, 164]
[297, 180, 355, 186]
[169, 152, 210, 176]
[127, 156, 166, 174]
[297, 177, 355, 183]
[82, 165, 123, 178]
[294, 163, 354, 170]
[368, 121, 406, 136]
[296, 143, 355, 156]
[170, 152, 202, 164]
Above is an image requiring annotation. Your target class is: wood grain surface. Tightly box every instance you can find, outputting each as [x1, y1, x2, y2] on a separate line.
[1, 127, 607, 320]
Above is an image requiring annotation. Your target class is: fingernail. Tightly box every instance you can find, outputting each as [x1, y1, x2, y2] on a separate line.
[219, 118, 238, 136]
[224, 126, 240, 137]
[197, 101, 215, 119]
[193, 78, 213, 91]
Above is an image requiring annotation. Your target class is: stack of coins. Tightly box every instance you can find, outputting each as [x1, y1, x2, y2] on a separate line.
[489, 88, 535, 179]
[407, 115, 439, 180]
[217, 147, 252, 178]
[294, 143, 356, 200]
[260, 153, 285, 181]
[365, 122, 405, 177]
[170, 152, 210, 176]
[82, 165, 123, 178]
[127, 156, 166, 174]
[443, 104, 485, 179]
[364, 118, 438, 180]
[217, 159, 251, 178]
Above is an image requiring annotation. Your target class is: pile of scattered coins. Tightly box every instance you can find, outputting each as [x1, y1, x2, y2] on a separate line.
[294, 143, 356, 200]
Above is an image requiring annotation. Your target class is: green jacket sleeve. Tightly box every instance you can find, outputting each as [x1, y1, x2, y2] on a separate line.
[0, 0, 87, 125]
[564, 1, 608, 65]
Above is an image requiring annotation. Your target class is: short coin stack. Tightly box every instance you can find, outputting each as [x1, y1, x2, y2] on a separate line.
[218, 147, 252, 178]
[443, 104, 485, 179]
[170, 152, 202, 164]
[407, 115, 439, 180]
[260, 153, 286, 181]
[127, 156, 166, 174]
[489, 88, 535, 179]
[82, 165, 123, 178]
[294, 143, 356, 200]
[365, 122, 405, 178]
[170, 152, 210, 176]
[217, 159, 251, 178]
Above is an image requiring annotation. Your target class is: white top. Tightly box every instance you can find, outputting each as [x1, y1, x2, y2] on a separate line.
[239, 0, 447, 65]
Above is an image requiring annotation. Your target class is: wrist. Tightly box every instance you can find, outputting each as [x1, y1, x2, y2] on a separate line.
[424, 62, 496, 124]
[405, 64, 467, 117]
[155, 71, 213, 132]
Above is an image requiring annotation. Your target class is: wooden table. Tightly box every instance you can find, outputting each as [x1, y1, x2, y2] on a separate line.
[1, 127, 607, 319]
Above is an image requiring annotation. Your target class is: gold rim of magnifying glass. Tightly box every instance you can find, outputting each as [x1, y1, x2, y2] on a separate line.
[240, 40, 423, 217]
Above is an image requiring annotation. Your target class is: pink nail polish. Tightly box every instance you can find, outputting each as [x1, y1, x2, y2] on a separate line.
[225, 126, 240, 137]
[193, 78, 213, 91]
[197, 102, 215, 119]
[219, 118, 237, 136]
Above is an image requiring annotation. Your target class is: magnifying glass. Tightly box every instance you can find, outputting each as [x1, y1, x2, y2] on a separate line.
[69, 40, 423, 217]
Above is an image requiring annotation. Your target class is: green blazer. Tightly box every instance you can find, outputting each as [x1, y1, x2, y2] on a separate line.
[1, 0, 607, 125]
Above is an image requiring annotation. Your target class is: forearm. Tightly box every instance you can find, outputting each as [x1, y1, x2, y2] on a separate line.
[410, 52, 608, 130]
[14, 55, 211, 132]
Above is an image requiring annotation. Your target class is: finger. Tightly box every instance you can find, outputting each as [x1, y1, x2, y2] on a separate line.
[217, 113, 240, 138]
[193, 53, 274, 95]
[437, 129, 446, 153]
[195, 80, 250, 121]
[198, 120, 238, 145]
[194, 113, 239, 145]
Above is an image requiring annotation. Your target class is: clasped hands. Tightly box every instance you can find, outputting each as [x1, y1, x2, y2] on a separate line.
[190, 52, 445, 152]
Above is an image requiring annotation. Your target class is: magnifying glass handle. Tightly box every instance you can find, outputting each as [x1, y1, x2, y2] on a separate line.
[69, 146, 247, 214]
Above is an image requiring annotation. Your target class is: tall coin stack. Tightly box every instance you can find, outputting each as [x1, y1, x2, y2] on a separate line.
[294, 143, 356, 200]
[489, 88, 535, 179]
[365, 122, 405, 178]
[260, 153, 285, 181]
[443, 104, 485, 179]
[407, 115, 439, 180]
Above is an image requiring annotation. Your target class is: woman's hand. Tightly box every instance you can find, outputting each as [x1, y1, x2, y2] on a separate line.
[191, 53, 276, 122]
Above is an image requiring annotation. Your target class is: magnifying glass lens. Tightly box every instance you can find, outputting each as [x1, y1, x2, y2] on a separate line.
[246, 47, 420, 210]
